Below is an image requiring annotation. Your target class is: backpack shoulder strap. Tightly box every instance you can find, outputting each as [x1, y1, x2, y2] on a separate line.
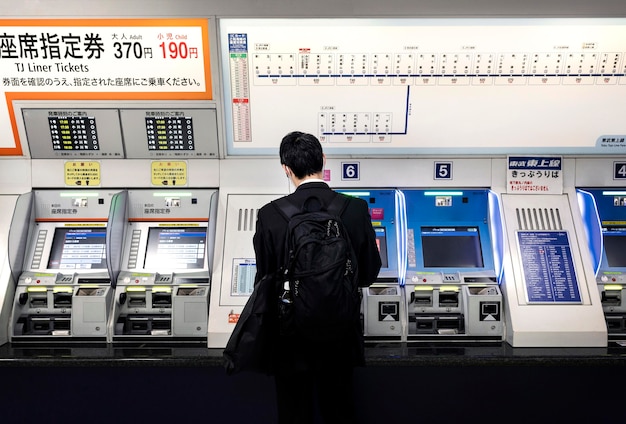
[272, 196, 300, 221]
[327, 193, 350, 218]
[272, 192, 349, 220]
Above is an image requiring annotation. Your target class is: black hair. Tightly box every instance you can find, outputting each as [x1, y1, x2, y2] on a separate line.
[279, 131, 324, 179]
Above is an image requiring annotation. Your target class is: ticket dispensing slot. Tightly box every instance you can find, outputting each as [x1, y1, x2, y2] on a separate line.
[403, 189, 504, 342]
[337, 189, 403, 343]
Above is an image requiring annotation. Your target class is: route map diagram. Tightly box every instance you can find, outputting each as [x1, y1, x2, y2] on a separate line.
[219, 18, 626, 156]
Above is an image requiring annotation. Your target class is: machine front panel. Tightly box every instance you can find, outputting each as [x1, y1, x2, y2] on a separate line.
[402, 188, 503, 341]
[112, 189, 216, 344]
[10, 190, 117, 343]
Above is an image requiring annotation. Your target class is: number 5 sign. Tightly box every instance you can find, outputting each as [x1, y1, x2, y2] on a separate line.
[435, 162, 452, 180]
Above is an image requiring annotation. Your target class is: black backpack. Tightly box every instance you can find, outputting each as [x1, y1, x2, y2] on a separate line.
[272, 193, 360, 342]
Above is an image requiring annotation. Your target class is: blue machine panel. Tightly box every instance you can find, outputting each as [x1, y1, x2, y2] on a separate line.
[578, 187, 626, 335]
[336, 189, 399, 281]
[402, 189, 498, 279]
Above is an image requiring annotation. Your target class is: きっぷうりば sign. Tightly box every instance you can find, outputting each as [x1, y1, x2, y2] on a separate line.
[0, 18, 212, 155]
[507, 156, 563, 195]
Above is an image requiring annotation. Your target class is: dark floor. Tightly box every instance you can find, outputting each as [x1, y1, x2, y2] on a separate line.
[0, 342, 625, 423]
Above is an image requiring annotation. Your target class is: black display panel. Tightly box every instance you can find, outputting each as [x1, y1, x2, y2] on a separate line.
[375, 227, 389, 269]
[48, 116, 100, 150]
[143, 227, 207, 269]
[145, 116, 195, 150]
[603, 228, 626, 267]
[421, 226, 484, 268]
[47, 227, 107, 269]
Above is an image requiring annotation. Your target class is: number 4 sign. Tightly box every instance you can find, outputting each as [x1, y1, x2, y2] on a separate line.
[614, 162, 626, 179]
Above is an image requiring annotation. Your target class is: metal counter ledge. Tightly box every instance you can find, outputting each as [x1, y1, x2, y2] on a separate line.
[0, 341, 625, 367]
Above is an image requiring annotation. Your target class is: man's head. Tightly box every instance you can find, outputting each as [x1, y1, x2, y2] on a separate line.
[279, 131, 324, 180]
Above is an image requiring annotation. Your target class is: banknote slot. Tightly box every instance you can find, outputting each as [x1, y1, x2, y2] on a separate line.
[602, 290, 621, 306]
[53, 292, 72, 308]
[152, 292, 172, 308]
[438, 291, 459, 307]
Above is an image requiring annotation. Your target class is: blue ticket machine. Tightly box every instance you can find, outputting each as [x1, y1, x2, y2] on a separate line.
[402, 189, 504, 341]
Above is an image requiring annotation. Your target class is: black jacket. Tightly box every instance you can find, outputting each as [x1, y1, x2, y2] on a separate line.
[225, 182, 382, 375]
[254, 181, 382, 289]
[253, 181, 382, 370]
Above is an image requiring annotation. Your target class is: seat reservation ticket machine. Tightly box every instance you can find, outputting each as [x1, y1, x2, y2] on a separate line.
[578, 188, 626, 340]
[402, 189, 504, 341]
[337, 189, 403, 342]
[8, 190, 125, 344]
[112, 189, 217, 344]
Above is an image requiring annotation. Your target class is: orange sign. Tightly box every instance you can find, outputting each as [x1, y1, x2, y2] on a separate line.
[0, 18, 212, 156]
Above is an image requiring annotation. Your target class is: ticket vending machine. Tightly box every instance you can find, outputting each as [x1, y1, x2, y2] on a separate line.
[207, 188, 283, 348]
[577, 187, 626, 340]
[402, 189, 504, 341]
[111, 189, 217, 344]
[8, 189, 126, 344]
[337, 189, 404, 342]
[207, 180, 402, 347]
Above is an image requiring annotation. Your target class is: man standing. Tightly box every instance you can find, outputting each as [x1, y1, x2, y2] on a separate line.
[253, 131, 382, 423]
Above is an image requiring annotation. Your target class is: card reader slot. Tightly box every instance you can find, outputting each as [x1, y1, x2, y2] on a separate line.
[411, 292, 433, 306]
[29, 296, 48, 308]
[127, 295, 146, 308]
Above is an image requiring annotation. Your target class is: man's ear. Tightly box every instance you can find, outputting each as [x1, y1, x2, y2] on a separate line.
[322, 153, 326, 167]
[282, 164, 291, 177]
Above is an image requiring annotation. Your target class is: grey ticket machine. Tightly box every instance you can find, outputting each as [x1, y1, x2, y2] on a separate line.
[111, 189, 217, 344]
[402, 189, 504, 341]
[337, 189, 404, 342]
[578, 188, 626, 340]
[8, 189, 125, 344]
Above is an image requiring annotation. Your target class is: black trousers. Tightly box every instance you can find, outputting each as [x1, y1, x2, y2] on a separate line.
[274, 360, 357, 424]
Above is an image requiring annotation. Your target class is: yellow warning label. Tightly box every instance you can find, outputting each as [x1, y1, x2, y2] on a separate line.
[151, 161, 187, 187]
[64, 161, 101, 187]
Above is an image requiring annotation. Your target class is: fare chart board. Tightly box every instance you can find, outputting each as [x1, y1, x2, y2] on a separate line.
[0, 19, 211, 156]
[219, 18, 626, 156]
[517, 231, 581, 304]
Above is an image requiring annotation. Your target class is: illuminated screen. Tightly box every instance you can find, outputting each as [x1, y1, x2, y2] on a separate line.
[603, 228, 626, 267]
[145, 116, 195, 150]
[47, 227, 107, 269]
[421, 226, 484, 268]
[48, 116, 99, 150]
[144, 227, 206, 269]
[375, 227, 389, 268]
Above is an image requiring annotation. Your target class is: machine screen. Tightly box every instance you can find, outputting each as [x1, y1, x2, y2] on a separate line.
[144, 227, 207, 269]
[375, 227, 389, 268]
[47, 227, 107, 269]
[145, 116, 195, 151]
[48, 116, 99, 151]
[603, 228, 626, 267]
[421, 226, 484, 268]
